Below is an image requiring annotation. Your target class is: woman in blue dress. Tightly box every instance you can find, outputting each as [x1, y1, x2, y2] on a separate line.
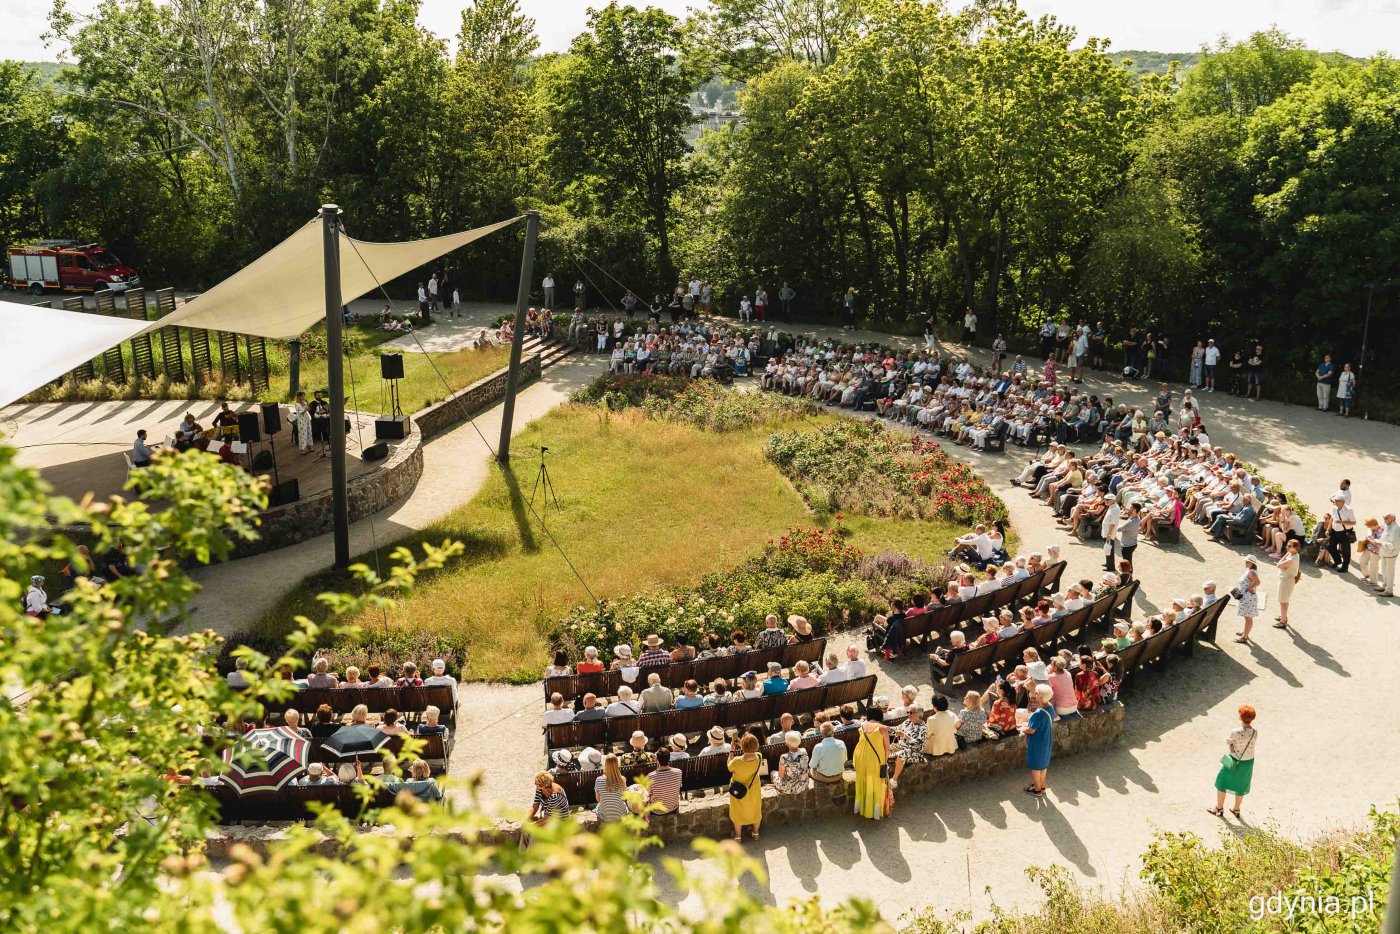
[1020, 683, 1055, 797]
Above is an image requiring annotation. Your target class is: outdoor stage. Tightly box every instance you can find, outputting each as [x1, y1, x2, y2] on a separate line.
[2, 398, 388, 505]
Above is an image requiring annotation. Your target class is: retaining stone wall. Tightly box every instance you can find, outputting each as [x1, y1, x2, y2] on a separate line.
[414, 353, 541, 440]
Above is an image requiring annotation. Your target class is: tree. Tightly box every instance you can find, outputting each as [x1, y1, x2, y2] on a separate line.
[694, 0, 865, 79]
[455, 0, 538, 73]
[550, 3, 703, 291]
[0, 62, 71, 246]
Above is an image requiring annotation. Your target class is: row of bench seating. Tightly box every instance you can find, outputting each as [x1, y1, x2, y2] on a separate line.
[259, 685, 457, 725]
[1114, 596, 1231, 685]
[544, 675, 879, 753]
[301, 733, 452, 774]
[932, 580, 1138, 695]
[543, 639, 827, 703]
[903, 560, 1069, 647]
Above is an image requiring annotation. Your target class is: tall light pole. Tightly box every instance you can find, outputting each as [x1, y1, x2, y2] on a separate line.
[322, 204, 350, 568]
[497, 210, 540, 462]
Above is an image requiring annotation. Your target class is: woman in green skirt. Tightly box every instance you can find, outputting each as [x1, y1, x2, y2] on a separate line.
[1209, 705, 1257, 819]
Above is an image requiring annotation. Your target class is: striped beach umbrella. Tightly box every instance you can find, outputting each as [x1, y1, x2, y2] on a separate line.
[220, 726, 310, 794]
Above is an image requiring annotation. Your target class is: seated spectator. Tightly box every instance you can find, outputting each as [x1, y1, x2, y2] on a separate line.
[605, 686, 642, 717]
[772, 732, 811, 794]
[396, 662, 424, 687]
[843, 644, 868, 679]
[924, 695, 958, 756]
[306, 657, 338, 690]
[574, 693, 606, 721]
[929, 630, 969, 669]
[788, 614, 816, 643]
[282, 708, 310, 739]
[337, 762, 362, 784]
[983, 679, 1019, 738]
[810, 721, 847, 783]
[544, 693, 575, 725]
[226, 656, 251, 690]
[704, 680, 732, 705]
[736, 671, 763, 699]
[301, 762, 338, 786]
[379, 709, 408, 736]
[550, 749, 578, 776]
[766, 713, 797, 744]
[754, 614, 787, 650]
[416, 705, 448, 738]
[762, 661, 789, 695]
[786, 660, 821, 691]
[646, 749, 683, 816]
[422, 658, 458, 702]
[666, 734, 690, 762]
[697, 632, 729, 658]
[576, 646, 604, 674]
[954, 691, 988, 748]
[310, 704, 339, 738]
[340, 666, 363, 688]
[730, 630, 751, 653]
[594, 754, 630, 823]
[818, 653, 848, 684]
[888, 705, 928, 789]
[637, 635, 671, 666]
[364, 665, 393, 688]
[699, 725, 731, 756]
[669, 634, 697, 664]
[1024, 648, 1049, 682]
[675, 679, 705, 709]
[622, 731, 656, 770]
[545, 651, 571, 678]
[611, 644, 636, 669]
[1112, 620, 1131, 650]
[640, 672, 674, 712]
[836, 706, 859, 732]
[387, 758, 443, 803]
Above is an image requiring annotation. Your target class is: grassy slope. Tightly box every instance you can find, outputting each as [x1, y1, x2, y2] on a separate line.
[250, 404, 970, 681]
[288, 344, 511, 413]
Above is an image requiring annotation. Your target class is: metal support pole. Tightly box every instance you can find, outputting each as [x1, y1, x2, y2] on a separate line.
[288, 338, 301, 399]
[322, 204, 350, 568]
[497, 210, 540, 462]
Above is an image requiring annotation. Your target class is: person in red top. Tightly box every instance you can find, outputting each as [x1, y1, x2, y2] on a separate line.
[396, 661, 424, 687]
[1074, 654, 1099, 711]
[576, 646, 605, 674]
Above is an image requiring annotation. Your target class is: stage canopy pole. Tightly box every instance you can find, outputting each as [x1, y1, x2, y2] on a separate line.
[322, 203, 350, 568]
[497, 209, 540, 462]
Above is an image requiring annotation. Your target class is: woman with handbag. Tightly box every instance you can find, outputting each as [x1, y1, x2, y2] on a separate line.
[1209, 705, 1257, 818]
[1020, 683, 1055, 797]
[852, 707, 891, 820]
[1232, 556, 1262, 645]
[725, 733, 763, 842]
[1272, 539, 1303, 630]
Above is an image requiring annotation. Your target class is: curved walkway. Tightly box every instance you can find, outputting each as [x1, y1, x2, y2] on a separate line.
[637, 330, 1399, 922]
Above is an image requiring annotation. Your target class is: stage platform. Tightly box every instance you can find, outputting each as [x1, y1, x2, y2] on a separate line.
[2, 398, 393, 506]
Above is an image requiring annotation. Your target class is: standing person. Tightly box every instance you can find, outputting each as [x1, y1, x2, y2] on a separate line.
[924, 312, 940, 354]
[991, 334, 1008, 376]
[700, 280, 712, 315]
[779, 280, 795, 322]
[1227, 350, 1245, 395]
[1118, 503, 1141, 578]
[573, 278, 586, 312]
[1122, 328, 1140, 375]
[753, 286, 768, 323]
[290, 391, 313, 454]
[542, 271, 555, 310]
[451, 285, 461, 316]
[427, 272, 439, 312]
[1101, 493, 1121, 573]
[1245, 344, 1263, 402]
[1020, 683, 1055, 797]
[962, 307, 978, 345]
[440, 273, 453, 316]
[1090, 320, 1107, 370]
[852, 707, 891, 819]
[725, 733, 763, 841]
[1071, 326, 1088, 382]
[1142, 331, 1156, 380]
[843, 288, 857, 331]
[1336, 363, 1356, 417]
[1375, 512, 1399, 598]
[1314, 353, 1336, 411]
[1039, 320, 1056, 362]
[1202, 339, 1220, 392]
[416, 282, 429, 322]
[1233, 556, 1261, 645]
[1208, 705, 1257, 819]
[621, 289, 638, 320]
[1325, 492, 1357, 573]
[1272, 539, 1302, 629]
[1358, 517, 1384, 584]
[1156, 335, 1172, 382]
[1189, 340, 1205, 388]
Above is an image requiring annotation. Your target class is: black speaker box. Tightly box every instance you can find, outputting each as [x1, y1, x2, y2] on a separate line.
[261, 401, 282, 436]
[380, 353, 404, 380]
[362, 442, 389, 462]
[375, 415, 410, 441]
[267, 478, 300, 507]
[237, 411, 262, 443]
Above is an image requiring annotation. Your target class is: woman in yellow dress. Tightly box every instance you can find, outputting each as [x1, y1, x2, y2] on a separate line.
[726, 733, 764, 841]
[852, 705, 891, 819]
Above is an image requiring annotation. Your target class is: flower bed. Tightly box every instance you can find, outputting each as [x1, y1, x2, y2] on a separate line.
[571, 374, 812, 431]
[765, 421, 1008, 526]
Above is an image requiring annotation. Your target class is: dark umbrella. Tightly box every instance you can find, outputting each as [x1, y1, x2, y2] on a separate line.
[221, 726, 310, 794]
[320, 724, 392, 759]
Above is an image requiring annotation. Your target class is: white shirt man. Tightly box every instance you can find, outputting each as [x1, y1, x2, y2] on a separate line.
[543, 696, 575, 725]
[1376, 513, 1399, 596]
[423, 659, 458, 702]
[964, 311, 977, 334]
[1204, 342, 1220, 367]
[427, 275, 439, 305]
[688, 278, 701, 297]
[1101, 495, 1121, 544]
[842, 646, 867, 680]
[605, 687, 642, 718]
[818, 654, 848, 685]
[25, 577, 50, 616]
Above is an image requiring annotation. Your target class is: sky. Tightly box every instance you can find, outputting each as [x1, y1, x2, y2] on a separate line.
[3, 0, 1398, 63]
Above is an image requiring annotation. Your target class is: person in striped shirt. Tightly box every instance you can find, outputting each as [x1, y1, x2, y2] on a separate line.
[645, 749, 682, 817]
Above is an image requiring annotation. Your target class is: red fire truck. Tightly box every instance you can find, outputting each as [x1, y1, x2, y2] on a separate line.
[7, 240, 141, 295]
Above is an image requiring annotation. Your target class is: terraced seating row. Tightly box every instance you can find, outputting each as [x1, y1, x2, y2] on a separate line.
[903, 560, 1069, 647]
[544, 675, 879, 753]
[1115, 597, 1231, 687]
[259, 685, 457, 725]
[931, 580, 1138, 695]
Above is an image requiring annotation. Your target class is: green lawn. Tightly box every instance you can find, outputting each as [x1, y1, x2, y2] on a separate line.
[248, 402, 976, 682]
[286, 344, 511, 414]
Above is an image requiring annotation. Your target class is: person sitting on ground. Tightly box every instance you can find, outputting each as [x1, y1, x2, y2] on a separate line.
[396, 661, 424, 687]
[754, 614, 788, 651]
[378, 708, 408, 736]
[772, 731, 811, 795]
[699, 725, 731, 756]
[574, 693, 606, 721]
[543, 692, 575, 725]
[762, 661, 789, 695]
[951, 524, 995, 564]
[639, 672, 674, 712]
[605, 686, 642, 717]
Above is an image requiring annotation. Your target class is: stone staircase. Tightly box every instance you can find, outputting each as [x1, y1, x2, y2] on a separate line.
[520, 334, 576, 373]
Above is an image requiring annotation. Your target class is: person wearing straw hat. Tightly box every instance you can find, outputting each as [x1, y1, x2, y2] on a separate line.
[699, 726, 731, 756]
[788, 614, 816, 643]
[637, 635, 670, 667]
[609, 644, 635, 670]
[550, 749, 578, 775]
[300, 762, 337, 785]
[666, 734, 690, 762]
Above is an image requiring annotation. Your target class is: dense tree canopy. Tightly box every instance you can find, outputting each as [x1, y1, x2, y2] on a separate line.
[2, 0, 1397, 410]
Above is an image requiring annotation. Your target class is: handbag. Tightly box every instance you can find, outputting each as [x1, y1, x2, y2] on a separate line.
[863, 731, 890, 780]
[727, 760, 758, 799]
[1343, 529, 1357, 544]
[1229, 587, 1244, 600]
[1220, 730, 1256, 771]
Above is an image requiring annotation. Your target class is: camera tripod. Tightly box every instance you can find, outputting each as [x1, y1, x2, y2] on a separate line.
[530, 445, 561, 522]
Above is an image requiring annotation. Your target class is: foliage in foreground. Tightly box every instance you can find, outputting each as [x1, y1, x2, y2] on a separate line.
[903, 808, 1396, 934]
[0, 438, 896, 933]
[767, 420, 1009, 526]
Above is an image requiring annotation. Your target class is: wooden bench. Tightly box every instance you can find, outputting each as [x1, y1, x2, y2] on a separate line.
[544, 675, 878, 753]
[202, 783, 401, 823]
[306, 732, 452, 774]
[261, 685, 457, 725]
[902, 561, 1068, 648]
[543, 639, 828, 704]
